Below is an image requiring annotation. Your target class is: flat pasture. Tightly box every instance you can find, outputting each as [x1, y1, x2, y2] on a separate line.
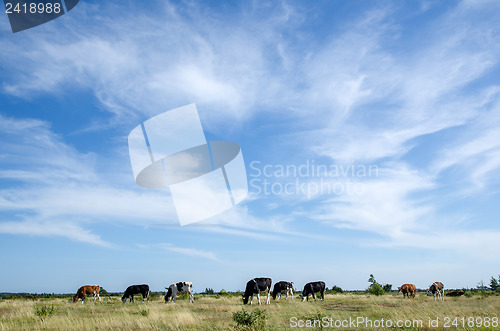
[0, 293, 498, 330]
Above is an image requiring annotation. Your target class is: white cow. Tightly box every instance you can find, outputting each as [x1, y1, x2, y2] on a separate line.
[165, 282, 194, 303]
[427, 282, 444, 301]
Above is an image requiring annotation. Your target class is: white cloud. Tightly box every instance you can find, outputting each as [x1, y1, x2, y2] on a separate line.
[148, 243, 218, 261]
[0, 220, 111, 247]
[0, 1, 298, 127]
[311, 165, 434, 236]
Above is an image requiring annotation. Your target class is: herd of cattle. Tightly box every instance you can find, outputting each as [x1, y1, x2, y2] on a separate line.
[73, 279, 446, 304]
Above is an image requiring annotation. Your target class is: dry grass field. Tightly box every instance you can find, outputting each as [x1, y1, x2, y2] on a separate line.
[0, 293, 499, 330]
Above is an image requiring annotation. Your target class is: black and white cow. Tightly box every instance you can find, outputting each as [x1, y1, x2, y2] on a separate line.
[122, 284, 150, 303]
[272, 281, 294, 300]
[165, 281, 194, 303]
[301, 281, 325, 302]
[427, 282, 444, 301]
[243, 277, 272, 305]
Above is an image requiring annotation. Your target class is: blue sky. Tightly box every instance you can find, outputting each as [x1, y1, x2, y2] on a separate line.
[1, 0, 499, 293]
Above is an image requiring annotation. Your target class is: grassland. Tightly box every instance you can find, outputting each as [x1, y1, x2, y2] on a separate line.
[0, 292, 499, 330]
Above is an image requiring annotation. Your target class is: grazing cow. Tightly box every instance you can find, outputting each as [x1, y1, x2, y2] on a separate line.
[73, 285, 100, 304]
[398, 284, 416, 298]
[243, 277, 272, 305]
[122, 284, 149, 303]
[272, 281, 294, 300]
[427, 282, 444, 301]
[301, 281, 325, 302]
[165, 282, 194, 303]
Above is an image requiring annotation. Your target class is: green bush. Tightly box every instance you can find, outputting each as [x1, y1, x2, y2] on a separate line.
[366, 274, 386, 296]
[35, 305, 55, 319]
[479, 290, 492, 297]
[330, 285, 343, 294]
[382, 284, 392, 293]
[367, 283, 385, 296]
[218, 289, 232, 297]
[232, 308, 266, 329]
[140, 309, 149, 317]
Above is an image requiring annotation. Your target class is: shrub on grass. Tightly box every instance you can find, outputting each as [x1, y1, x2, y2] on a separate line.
[35, 305, 55, 320]
[367, 283, 385, 296]
[218, 289, 232, 298]
[464, 290, 474, 298]
[232, 308, 266, 329]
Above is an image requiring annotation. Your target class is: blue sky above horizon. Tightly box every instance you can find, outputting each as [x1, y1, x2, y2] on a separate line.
[1, 0, 500, 293]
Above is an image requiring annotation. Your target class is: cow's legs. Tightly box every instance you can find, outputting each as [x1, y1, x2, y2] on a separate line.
[257, 293, 261, 305]
[81, 295, 85, 304]
[189, 292, 194, 303]
[249, 294, 254, 305]
[312, 292, 316, 301]
[266, 290, 270, 304]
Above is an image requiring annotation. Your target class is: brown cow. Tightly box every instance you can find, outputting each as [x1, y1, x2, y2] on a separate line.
[73, 285, 101, 303]
[398, 283, 416, 298]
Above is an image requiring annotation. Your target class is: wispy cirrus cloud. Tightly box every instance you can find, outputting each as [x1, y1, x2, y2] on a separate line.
[140, 243, 218, 261]
[0, 219, 112, 247]
[0, 0, 499, 265]
[0, 1, 301, 127]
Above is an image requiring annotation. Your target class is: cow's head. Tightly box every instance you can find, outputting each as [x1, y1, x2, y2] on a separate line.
[73, 295, 78, 303]
[165, 286, 172, 303]
[242, 294, 249, 305]
[426, 285, 435, 296]
[397, 287, 402, 293]
[121, 295, 127, 303]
